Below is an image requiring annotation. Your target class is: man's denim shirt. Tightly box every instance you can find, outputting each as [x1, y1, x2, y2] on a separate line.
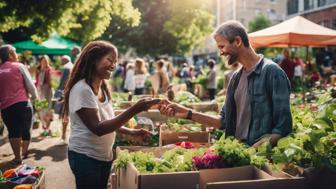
[220, 58, 292, 146]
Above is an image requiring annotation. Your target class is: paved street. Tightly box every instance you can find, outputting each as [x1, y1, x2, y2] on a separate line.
[0, 119, 75, 189]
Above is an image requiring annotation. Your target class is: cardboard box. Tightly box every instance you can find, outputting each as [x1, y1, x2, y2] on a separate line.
[262, 165, 305, 189]
[115, 147, 305, 189]
[116, 163, 199, 189]
[159, 130, 210, 146]
[199, 166, 274, 189]
[302, 166, 336, 189]
[115, 145, 209, 189]
[200, 165, 306, 189]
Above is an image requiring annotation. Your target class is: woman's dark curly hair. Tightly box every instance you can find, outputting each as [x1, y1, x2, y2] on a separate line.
[63, 40, 117, 116]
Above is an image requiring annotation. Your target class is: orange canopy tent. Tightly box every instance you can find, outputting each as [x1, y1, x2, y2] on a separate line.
[249, 16, 336, 48]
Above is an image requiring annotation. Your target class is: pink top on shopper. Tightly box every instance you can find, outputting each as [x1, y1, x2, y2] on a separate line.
[0, 61, 30, 109]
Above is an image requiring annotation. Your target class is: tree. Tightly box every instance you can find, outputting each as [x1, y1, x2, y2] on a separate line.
[248, 15, 271, 33]
[248, 15, 271, 54]
[102, 0, 177, 56]
[0, 0, 140, 43]
[164, 0, 214, 54]
[102, 0, 214, 56]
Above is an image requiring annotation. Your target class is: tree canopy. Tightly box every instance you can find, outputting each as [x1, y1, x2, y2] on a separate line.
[102, 0, 214, 56]
[0, 0, 140, 43]
[248, 15, 271, 33]
[1, 0, 214, 56]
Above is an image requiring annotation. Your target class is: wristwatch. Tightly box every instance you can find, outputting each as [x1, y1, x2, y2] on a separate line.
[186, 109, 192, 120]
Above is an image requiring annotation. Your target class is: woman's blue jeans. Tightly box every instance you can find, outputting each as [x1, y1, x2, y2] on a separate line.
[68, 150, 112, 189]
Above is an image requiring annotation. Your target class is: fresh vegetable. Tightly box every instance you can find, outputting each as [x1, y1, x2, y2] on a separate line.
[114, 147, 206, 173]
[260, 89, 336, 174]
[13, 184, 33, 189]
[3, 169, 16, 178]
[175, 141, 194, 149]
[192, 150, 226, 170]
[164, 118, 203, 132]
[213, 137, 251, 167]
[173, 91, 200, 106]
[33, 100, 49, 110]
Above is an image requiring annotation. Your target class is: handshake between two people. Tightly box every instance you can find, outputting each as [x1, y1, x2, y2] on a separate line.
[124, 98, 190, 142]
[129, 98, 223, 143]
[131, 98, 190, 119]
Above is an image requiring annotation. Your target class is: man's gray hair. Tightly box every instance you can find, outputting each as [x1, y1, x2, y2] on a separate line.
[213, 20, 250, 48]
[0, 44, 15, 64]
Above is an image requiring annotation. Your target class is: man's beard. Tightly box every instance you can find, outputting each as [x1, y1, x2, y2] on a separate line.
[227, 53, 238, 65]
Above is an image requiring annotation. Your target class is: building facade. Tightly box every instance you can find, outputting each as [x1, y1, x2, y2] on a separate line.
[219, 0, 287, 29]
[287, 0, 336, 29]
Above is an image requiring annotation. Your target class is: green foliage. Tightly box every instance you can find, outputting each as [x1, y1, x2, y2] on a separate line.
[214, 96, 226, 104]
[211, 129, 225, 141]
[165, 118, 203, 132]
[33, 99, 49, 110]
[164, 0, 214, 53]
[113, 147, 206, 173]
[131, 151, 157, 173]
[193, 75, 207, 89]
[0, 0, 140, 43]
[248, 15, 271, 54]
[217, 76, 224, 90]
[161, 147, 201, 172]
[18, 50, 33, 65]
[114, 134, 160, 147]
[102, 0, 214, 55]
[213, 137, 252, 167]
[270, 90, 336, 170]
[111, 92, 128, 108]
[250, 154, 268, 168]
[248, 15, 271, 33]
[173, 91, 201, 105]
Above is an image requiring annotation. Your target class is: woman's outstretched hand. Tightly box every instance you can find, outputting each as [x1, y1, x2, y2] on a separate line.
[158, 99, 189, 119]
[132, 98, 161, 113]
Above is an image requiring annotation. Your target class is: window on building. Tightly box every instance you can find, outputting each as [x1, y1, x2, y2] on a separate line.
[318, 0, 326, 7]
[304, 0, 315, 11]
[255, 9, 261, 15]
[243, 0, 247, 9]
[240, 18, 245, 25]
[268, 9, 277, 20]
[327, 0, 336, 6]
[287, 0, 299, 15]
[319, 19, 331, 28]
[332, 19, 336, 29]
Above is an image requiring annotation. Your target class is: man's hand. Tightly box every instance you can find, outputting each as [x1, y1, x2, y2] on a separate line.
[158, 99, 189, 119]
[269, 133, 282, 147]
[251, 133, 282, 148]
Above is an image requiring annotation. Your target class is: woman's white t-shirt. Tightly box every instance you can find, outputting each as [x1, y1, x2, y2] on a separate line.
[68, 79, 116, 161]
[134, 73, 147, 89]
[123, 69, 135, 91]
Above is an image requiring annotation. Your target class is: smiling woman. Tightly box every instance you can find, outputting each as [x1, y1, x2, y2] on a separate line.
[63, 40, 160, 189]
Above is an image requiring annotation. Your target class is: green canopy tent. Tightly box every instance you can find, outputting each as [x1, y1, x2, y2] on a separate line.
[12, 33, 79, 55]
